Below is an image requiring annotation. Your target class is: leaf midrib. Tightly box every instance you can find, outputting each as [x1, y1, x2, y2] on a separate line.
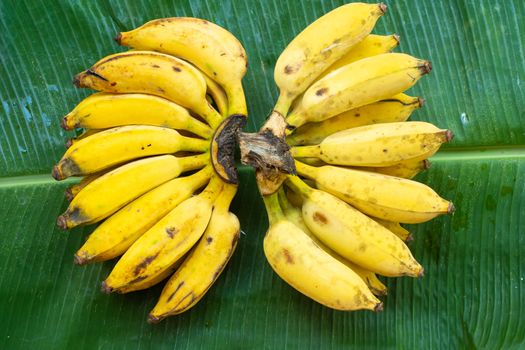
[1, 146, 523, 187]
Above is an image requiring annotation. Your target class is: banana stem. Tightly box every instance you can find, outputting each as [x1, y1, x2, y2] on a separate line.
[273, 92, 293, 118]
[285, 111, 306, 129]
[187, 165, 214, 189]
[225, 80, 248, 117]
[214, 183, 238, 212]
[293, 160, 319, 179]
[179, 134, 210, 152]
[277, 188, 292, 213]
[199, 176, 224, 202]
[262, 192, 285, 225]
[187, 119, 214, 140]
[285, 175, 313, 198]
[178, 153, 210, 172]
[198, 103, 223, 130]
[289, 145, 320, 159]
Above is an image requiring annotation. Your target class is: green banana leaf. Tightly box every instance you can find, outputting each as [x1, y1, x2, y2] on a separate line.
[1, 0, 524, 348]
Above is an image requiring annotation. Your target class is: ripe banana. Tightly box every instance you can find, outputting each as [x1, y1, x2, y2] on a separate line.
[317, 34, 400, 81]
[262, 192, 382, 311]
[286, 53, 431, 128]
[62, 93, 213, 139]
[102, 176, 224, 294]
[117, 18, 247, 117]
[287, 93, 423, 146]
[286, 176, 423, 277]
[149, 184, 240, 322]
[74, 166, 214, 264]
[52, 125, 209, 179]
[273, 2, 386, 116]
[295, 160, 453, 223]
[357, 158, 431, 179]
[290, 121, 452, 167]
[278, 189, 387, 296]
[73, 51, 223, 128]
[57, 153, 209, 229]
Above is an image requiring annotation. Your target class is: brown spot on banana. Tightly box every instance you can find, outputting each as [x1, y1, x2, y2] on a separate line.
[167, 281, 185, 303]
[315, 87, 329, 96]
[172, 66, 181, 72]
[166, 226, 178, 238]
[313, 212, 328, 225]
[133, 252, 160, 276]
[282, 249, 294, 264]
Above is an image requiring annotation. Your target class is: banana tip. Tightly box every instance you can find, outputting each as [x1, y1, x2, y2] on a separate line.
[445, 130, 454, 142]
[405, 234, 414, 243]
[418, 97, 426, 108]
[114, 33, 122, 45]
[418, 267, 425, 278]
[56, 215, 68, 230]
[448, 202, 456, 214]
[65, 139, 73, 149]
[52, 165, 64, 181]
[101, 281, 113, 294]
[420, 61, 432, 75]
[379, 3, 387, 14]
[423, 159, 432, 170]
[60, 117, 70, 130]
[72, 74, 82, 88]
[147, 314, 162, 324]
[64, 188, 74, 202]
[374, 302, 384, 312]
[73, 254, 85, 265]
[393, 34, 400, 45]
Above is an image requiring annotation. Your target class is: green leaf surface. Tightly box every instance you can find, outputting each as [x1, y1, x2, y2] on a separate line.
[1, 0, 524, 349]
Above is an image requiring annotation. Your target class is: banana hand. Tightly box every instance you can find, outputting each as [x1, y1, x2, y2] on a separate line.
[149, 184, 240, 322]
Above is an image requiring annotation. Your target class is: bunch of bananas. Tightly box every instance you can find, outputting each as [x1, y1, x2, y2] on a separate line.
[53, 18, 249, 323]
[53, 1, 454, 321]
[256, 2, 455, 311]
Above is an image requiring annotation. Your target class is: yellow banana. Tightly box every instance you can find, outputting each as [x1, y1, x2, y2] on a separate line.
[287, 93, 423, 146]
[286, 53, 431, 128]
[74, 166, 214, 264]
[318, 34, 399, 80]
[358, 158, 431, 179]
[286, 176, 423, 277]
[52, 125, 209, 179]
[73, 51, 222, 128]
[62, 93, 213, 139]
[102, 176, 224, 294]
[288, 34, 400, 113]
[262, 192, 382, 311]
[372, 218, 412, 242]
[117, 18, 247, 117]
[290, 121, 452, 167]
[149, 184, 240, 322]
[57, 153, 209, 230]
[278, 190, 387, 296]
[273, 3, 386, 116]
[295, 160, 452, 223]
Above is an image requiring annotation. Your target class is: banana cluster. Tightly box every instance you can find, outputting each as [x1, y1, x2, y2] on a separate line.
[262, 2, 454, 311]
[53, 18, 248, 323]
